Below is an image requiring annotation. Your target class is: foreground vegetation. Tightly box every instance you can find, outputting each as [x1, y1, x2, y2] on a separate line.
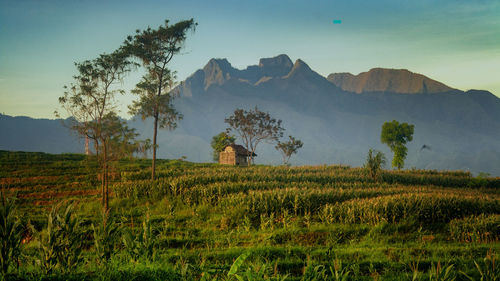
[1, 150, 499, 280]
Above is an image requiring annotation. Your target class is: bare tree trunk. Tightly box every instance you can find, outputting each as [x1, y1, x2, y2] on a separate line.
[152, 113, 158, 181]
[248, 147, 256, 166]
[104, 163, 109, 211]
[102, 141, 108, 212]
[94, 138, 103, 207]
[151, 70, 164, 181]
[100, 141, 104, 208]
[95, 139, 99, 157]
[101, 171, 105, 207]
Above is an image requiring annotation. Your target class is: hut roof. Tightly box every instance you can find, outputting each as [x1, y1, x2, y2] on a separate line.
[225, 144, 257, 156]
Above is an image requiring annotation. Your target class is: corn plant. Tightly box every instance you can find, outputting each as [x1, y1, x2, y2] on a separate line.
[331, 258, 350, 281]
[122, 212, 156, 262]
[449, 214, 500, 243]
[243, 215, 252, 232]
[226, 251, 287, 281]
[462, 250, 499, 281]
[31, 203, 83, 274]
[31, 211, 59, 275]
[408, 259, 420, 281]
[227, 251, 251, 280]
[92, 209, 122, 265]
[56, 204, 84, 272]
[321, 194, 500, 226]
[300, 260, 351, 281]
[302, 264, 328, 281]
[303, 211, 312, 228]
[0, 192, 23, 278]
[427, 262, 455, 281]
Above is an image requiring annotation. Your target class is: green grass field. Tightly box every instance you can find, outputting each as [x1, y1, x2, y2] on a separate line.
[1, 150, 499, 280]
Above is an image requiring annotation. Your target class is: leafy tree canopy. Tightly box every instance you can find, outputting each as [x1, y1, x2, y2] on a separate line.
[275, 135, 303, 165]
[211, 132, 236, 162]
[225, 107, 284, 165]
[381, 120, 414, 169]
[123, 18, 196, 180]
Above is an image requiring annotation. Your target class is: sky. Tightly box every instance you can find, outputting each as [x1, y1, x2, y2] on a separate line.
[1, 0, 499, 118]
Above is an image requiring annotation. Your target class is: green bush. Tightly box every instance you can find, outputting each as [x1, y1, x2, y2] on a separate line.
[364, 149, 386, 180]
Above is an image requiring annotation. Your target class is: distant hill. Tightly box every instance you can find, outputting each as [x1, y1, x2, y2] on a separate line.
[327, 68, 454, 94]
[0, 114, 82, 154]
[1, 54, 500, 176]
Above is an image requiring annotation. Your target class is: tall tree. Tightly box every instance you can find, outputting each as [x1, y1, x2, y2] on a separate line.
[98, 113, 140, 210]
[381, 120, 414, 170]
[275, 135, 303, 165]
[211, 132, 235, 162]
[124, 19, 196, 180]
[57, 51, 137, 211]
[225, 107, 284, 165]
[128, 71, 181, 157]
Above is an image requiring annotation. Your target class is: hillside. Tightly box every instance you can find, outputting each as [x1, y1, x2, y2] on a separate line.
[1, 150, 499, 279]
[0, 114, 82, 153]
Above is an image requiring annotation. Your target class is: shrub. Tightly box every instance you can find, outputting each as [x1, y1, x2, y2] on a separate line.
[364, 149, 386, 180]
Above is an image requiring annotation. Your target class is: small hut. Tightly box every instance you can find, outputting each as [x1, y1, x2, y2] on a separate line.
[219, 144, 257, 166]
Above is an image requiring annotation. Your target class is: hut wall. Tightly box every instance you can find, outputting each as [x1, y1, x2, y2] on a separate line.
[235, 155, 248, 166]
[219, 151, 236, 165]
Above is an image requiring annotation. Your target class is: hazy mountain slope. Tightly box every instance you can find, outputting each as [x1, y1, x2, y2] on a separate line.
[0, 114, 83, 153]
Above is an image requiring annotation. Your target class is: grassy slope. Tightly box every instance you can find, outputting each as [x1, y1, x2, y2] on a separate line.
[1, 150, 499, 280]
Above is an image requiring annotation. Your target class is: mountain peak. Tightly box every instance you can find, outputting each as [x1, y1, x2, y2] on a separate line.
[284, 59, 315, 79]
[203, 58, 234, 73]
[293, 59, 310, 68]
[327, 68, 454, 94]
[201, 58, 236, 90]
[253, 54, 294, 78]
[258, 54, 293, 68]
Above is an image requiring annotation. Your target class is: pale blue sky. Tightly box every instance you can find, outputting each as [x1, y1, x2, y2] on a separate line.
[1, 0, 499, 118]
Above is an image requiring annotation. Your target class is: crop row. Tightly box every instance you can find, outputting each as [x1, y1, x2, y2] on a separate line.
[319, 194, 500, 225]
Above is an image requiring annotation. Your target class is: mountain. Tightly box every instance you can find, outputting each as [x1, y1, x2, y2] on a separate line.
[327, 68, 454, 94]
[178, 54, 294, 95]
[2, 54, 500, 175]
[170, 55, 500, 175]
[0, 114, 82, 154]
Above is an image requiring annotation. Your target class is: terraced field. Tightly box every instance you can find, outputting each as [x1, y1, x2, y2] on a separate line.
[1, 150, 499, 280]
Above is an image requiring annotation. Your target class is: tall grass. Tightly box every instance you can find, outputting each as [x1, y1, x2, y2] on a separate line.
[0, 192, 23, 277]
